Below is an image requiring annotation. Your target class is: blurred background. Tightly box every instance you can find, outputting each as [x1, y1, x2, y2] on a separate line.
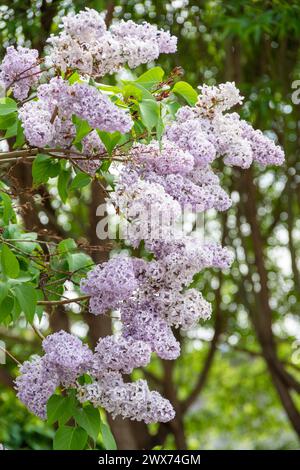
[1, 0, 300, 450]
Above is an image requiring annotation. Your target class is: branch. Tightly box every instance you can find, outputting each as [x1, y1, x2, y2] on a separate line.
[37, 295, 89, 306]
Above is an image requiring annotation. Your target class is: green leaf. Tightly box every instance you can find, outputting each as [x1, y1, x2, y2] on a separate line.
[100, 422, 117, 450]
[72, 116, 92, 145]
[32, 154, 60, 185]
[68, 71, 80, 85]
[0, 97, 17, 116]
[67, 252, 92, 272]
[0, 191, 14, 224]
[101, 172, 115, 188]
[0, 283, 8, 305]
[74, 405, 100, 442]
[58, 238, 77, 254]
[58, 169, 71, 203]
[13, 285, 37, 322]
[14, 120, 25, 148]
[1, 244, 20, 279]
[47, 395, 76, 425]
[172, 81, 198, 106]
[0, 110, 17, 130]
[135, 66, 165, 89]
[53, 426, 88, 450]
[139, 99, 160, 132]
[4, 120, 18, 138]
[98, 131, 121, 156]
[122, 84, 143, 102]
[0, 295, 13, 323]
[70, 172, 91, 191]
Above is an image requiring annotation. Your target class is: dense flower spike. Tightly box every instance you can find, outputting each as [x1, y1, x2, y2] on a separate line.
[93, 335, 152, 375]
[15, 356, 60, 420]
[46, 8, 177, 76]
[19, 77, 132, 147]
[80, 255, 139, 315]
[0, 46, 40, 100]
[42, 331, 93, 385]
[78, 375, 175, 423]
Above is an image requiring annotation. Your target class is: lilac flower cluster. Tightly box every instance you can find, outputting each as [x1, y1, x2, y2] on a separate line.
[42, 331, 93, 386]
[92, 335, 152, 375]
[166, 82, 284, 169]
[0, 46, 40, 100]
[19, 77, 132, 150]
[15, 328, 174, 423]
[15, 331, 93, 419]
[46, 8, 177, 76]
[78, 373, 175, 423]
[80, 254, 139, 315]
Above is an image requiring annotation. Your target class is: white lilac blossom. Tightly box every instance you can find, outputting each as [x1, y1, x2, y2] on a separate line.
[15, 356, 60, 419]
[42, 331, 93, 386]
[0, 46, 40, 100]
[77, 374, 175, 423]
[196, 81, 244, 116]
[46, 9, 177, 76]
[61, 8, 107, 42]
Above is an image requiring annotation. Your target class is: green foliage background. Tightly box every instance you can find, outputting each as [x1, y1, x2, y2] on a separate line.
[1, 0, 300, 450]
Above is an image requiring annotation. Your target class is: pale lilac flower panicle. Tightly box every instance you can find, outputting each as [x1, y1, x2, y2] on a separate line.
[93, 335, 152, 375]
[77, 377, 175, 423]
[18, 101, 54, 147]
[62, 8, 107, 42]
[131, 139, 195, 176]
[197, 81, 244, 116]
[121, 300, 180, 360]
[15, 356, 60, 420]
[166, 119, 216, 167]
[80, 255, 139, 315]
[240, 119, 285, 166]
[110, 20, 177, 54]
[0, 46, 40, 100]
[42, 331, 93, 385]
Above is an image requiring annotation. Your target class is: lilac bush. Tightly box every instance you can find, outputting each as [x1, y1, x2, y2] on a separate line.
[0, 7, 285, 448]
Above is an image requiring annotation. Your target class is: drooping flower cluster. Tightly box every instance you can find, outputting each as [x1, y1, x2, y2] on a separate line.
[18, 77, 132, 149]
[15, 329, 174, 423]
[46, 8, 177, 76]
[0, 46, 40, 100]
[80, 254, 139, 315]
[15, 331, 93, 419]
[166, 82, 284, 169]
[78, 373, 175, 424]
[15, 356, 60, 420]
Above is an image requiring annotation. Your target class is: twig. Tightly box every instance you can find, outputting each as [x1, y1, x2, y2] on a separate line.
[0, 344, 21, 366]
[37, 295, 90, 306]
